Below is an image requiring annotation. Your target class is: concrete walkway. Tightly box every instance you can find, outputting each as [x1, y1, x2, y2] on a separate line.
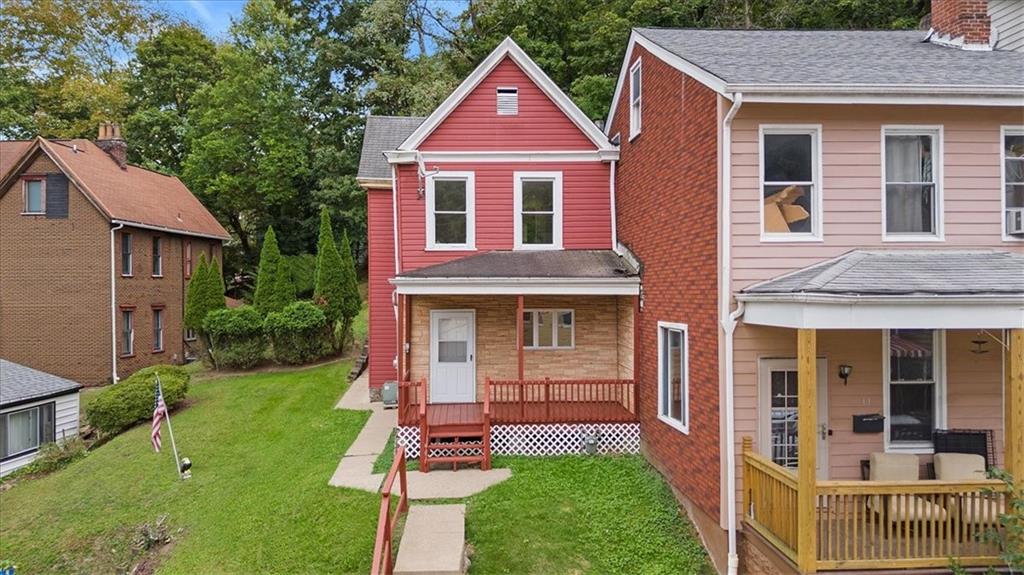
[329, 373, 511, 499]
[394, 505, 466, 575]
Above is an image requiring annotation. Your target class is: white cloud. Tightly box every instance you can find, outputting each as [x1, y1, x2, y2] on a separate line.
[187, 0, 215, 25]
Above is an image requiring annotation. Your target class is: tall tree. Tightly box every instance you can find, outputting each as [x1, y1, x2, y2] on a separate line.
[253, 227, 295, 315]
[184, 253, 211, 332]
[313, 206, 347, 327]
[337, 228, 362, 333]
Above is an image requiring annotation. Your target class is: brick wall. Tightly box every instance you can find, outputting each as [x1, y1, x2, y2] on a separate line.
[407, 295, 626, 397]
[931, 0, 991, 45]
[610, 47, 723, 521]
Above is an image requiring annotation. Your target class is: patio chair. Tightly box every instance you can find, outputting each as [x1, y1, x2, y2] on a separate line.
[934, 453, 1004, 525]
[867, 452, 948, 525]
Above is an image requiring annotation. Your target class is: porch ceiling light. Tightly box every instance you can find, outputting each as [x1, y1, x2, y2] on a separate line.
[838, 364, 852, 385]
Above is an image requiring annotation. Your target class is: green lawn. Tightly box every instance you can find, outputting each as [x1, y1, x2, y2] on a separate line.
[1, 360, 710, 574]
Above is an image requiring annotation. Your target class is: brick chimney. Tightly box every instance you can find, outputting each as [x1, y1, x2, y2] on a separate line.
[929, 0, 992, 49]
[96, 121, 127, 168]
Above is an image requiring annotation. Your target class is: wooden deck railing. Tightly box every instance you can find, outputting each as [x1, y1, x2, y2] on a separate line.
[742, 443, 801, 563]
[815, 479, 1007, 570]
[397, 379, 425, 426]
[484, 378, 637, 424]
[370, 446, 409, 575]
[742, 439, 1010, 571]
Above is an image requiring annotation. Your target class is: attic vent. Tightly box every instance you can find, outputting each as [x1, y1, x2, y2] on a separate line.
[497, 87, 518, 115]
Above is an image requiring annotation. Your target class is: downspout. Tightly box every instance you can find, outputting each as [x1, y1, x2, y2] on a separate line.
[721, 92, 743, 575]
[609, 159, 618, 248]
[110, 222, 125, 383]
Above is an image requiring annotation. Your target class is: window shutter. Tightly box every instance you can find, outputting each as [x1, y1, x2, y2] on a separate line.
[41, 403, 56, 444]
[497, 87, 518, 116]
[45, 173, 69, 219]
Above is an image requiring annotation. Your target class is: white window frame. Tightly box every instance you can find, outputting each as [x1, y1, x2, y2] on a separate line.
[425, 172, 475, 251]
[1001, 125, 1024, 242]
[522, 309, 575, 350]
[121, 232, 133, 277]
[152, 237, 163, 277]
[657, 321, 689, 435]
[758, 124, 824, 242]
[122, 309, 134, 356]
[882, 329, 947, 454]
[184, 328, 197, 342]
[513, 171, 563, 250]
[881, 125, 944, 242]
[22, 177, 45, 215]
[152, 308, 164, 352]
[629, 58, 642, 141]
[0, 403, 54, 461]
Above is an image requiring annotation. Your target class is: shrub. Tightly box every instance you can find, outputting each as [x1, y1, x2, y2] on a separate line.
[253, 226, 294, 315]
[23, 438, 88, 475]
[264, 301, 330, 364]
[85, 365, 190, 436]
[204, 306, 265, 369]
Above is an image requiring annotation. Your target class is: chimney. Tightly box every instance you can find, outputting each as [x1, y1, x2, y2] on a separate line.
[928, 0, 992, 49]
[96, 121, 128, 168]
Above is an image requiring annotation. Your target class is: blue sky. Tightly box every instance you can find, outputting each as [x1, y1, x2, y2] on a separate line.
[153, 1, 248, 39]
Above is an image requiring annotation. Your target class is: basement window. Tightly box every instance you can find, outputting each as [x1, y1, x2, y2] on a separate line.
[497, 87, 518, 116]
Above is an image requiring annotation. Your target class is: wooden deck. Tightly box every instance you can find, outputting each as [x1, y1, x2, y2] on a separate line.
[400, 400, 635, 426]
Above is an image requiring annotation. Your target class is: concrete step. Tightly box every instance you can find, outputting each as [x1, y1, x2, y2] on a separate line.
[394, 504, 466, 575]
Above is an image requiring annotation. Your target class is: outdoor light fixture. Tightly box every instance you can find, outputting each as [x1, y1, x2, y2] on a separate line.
[180, 457, 193, 479]
[838, 364, 853, 385]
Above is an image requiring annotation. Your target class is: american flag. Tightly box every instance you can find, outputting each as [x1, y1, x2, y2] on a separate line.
[151, 383, 167, 452]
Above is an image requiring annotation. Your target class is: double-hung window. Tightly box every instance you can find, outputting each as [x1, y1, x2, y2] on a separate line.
[761, 126, 821, 239]
[629, 58, 642, 140]
[657, 322, 689, 434]
[184, 241, 193, 279]
[152, 308, 164, 352]
[122, 309, 134, 356]
[152, 237, 163, 276]
[121, 233, 133, 276]
[1003, 127, 1024, 239]
[514, 172, 562, 250]
[426, 173, 474, 250]
[522, 309, 574, 349]
[0, 403, 55, 461]
[885, 329, 944, 450]
[23, 178, 45, 214]
[883, 126, 942, 240]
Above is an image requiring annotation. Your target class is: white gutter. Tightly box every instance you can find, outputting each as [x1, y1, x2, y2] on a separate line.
[110, 222, 125, 383]
[109, 219, 229, 242]
[609, 159, 618, 249]
[720, 92, 743, 575]
[391, 164, 400, 276]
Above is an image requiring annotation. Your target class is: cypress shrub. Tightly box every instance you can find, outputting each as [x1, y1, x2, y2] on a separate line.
[183, 253, 210, 331]
[253, 226, 294, 315]
[264, 301, 330, 364]
[86, 365, 190, 436]
[204, 306, 265, 369]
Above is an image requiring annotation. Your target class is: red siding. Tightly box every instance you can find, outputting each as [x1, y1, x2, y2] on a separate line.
[611, 47, 723, 522]
[368, 188, 397, 390]
[420, 57, 595, 151]
[396, 161, 612, 271]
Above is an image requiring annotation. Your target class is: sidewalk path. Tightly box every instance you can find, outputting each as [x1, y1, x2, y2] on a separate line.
[329, 373, 510, 499]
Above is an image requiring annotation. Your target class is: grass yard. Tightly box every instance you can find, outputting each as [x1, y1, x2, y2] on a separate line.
[1, 360, 711, 574]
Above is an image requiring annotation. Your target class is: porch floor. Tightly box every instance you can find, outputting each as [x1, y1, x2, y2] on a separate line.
[401, 400, 636, 426]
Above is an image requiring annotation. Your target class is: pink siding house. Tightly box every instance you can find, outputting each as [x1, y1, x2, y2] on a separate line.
[357, 39, 638, 472]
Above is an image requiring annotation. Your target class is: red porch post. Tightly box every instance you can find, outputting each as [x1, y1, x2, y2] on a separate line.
[516, 295, 525, 380]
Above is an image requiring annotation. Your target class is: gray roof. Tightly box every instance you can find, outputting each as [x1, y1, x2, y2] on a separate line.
[398, 250, 638, 279]
[357, 115, 426, 180]
[636, 28, 1024, 87]
[1, 360, 82, 408]
[742, 250, 1024, 297]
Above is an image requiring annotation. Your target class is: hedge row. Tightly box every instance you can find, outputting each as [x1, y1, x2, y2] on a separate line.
[203, 301, 331, 367]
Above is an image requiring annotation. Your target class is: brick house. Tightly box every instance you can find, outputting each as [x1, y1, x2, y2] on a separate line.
[606, 1, 1023, 573]
[357, 39, 640, 470]
[0, 124, 229, 385]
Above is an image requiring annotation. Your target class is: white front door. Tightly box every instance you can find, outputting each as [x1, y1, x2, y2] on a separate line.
[758, 358, 830, 480]
[429, 310, 476, 403]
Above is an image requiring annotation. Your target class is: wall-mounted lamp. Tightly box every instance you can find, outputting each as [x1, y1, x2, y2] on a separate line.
[838, 364, 853, 385]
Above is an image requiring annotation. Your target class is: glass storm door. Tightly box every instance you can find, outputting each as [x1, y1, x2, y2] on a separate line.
[759, 358, 829, 480]
[429, 310, 476, 403]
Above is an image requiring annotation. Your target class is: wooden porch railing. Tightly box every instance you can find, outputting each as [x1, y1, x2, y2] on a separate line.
[742, 440, 800, 564]
[742, 439, 1010, 572]
[484, 378, 637, 424]
[397, 379, 425, 426]
[370, 446, 409, 575]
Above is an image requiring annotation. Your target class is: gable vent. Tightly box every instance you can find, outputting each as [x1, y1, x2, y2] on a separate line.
[497, 87, 518, 115]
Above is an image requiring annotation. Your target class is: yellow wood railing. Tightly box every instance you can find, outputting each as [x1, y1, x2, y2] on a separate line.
[815, 479, 1008, 571]
[742, 438, 800, 563]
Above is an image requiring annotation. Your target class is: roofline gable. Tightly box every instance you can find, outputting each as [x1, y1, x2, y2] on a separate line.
[399, 37, 615, 152]
[0, 138, 113, 220]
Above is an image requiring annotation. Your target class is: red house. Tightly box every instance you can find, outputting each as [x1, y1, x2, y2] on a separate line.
[357, 38, 639, 470]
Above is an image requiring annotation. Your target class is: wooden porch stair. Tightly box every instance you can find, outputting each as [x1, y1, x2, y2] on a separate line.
[417, 386, 492, 472]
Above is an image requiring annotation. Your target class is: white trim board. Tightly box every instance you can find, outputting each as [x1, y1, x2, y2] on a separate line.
[391, 277, 640, 296]
[398, 37, 615, 153]
[384, 150, 619, 164]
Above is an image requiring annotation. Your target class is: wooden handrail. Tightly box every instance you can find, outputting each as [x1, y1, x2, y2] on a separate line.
[370, 446, 409, 575]
[742, 445, 800, 563]
[484, 379, 637, 424]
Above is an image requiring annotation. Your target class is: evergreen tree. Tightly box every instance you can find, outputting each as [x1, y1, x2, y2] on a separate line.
[313, 206, 346, 325]
[337, 228, 361, 330]
[184, 253, 210, 331]
[204, 256, 227, 315]
[253, 226, 294, 315]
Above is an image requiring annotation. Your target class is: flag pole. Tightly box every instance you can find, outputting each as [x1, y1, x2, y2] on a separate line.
[156, 373, 183, 479]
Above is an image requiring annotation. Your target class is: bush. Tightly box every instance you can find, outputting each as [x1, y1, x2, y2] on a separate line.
[264, 301, 330, 364]
[85, 365, 190, 436]
[24, 438, 87, 475]
[204, 306, 266, 369]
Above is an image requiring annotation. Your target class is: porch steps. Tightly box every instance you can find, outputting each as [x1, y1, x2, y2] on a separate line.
[422, 423, 490, 471]
[394, 504, 467, 575]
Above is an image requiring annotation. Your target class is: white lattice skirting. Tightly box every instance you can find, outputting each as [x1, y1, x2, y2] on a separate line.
[395, 423, 640, 459]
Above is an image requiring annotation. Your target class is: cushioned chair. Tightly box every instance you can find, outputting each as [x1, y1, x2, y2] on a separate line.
[867, 452, 948, 523]
[934, 453, 1003, 524]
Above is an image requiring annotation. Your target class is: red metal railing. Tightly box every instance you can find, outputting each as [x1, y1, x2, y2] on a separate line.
[370, 446, 409, 575]
[484, 378, 637, 424]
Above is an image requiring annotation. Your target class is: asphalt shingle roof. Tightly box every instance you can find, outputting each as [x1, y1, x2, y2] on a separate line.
[397, 250, 638, 279]
[357, 115, 426, 180]
[636, 28, 1024, 87]
[1, 360, 82, 408]
[742, 250, 1024, 297]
